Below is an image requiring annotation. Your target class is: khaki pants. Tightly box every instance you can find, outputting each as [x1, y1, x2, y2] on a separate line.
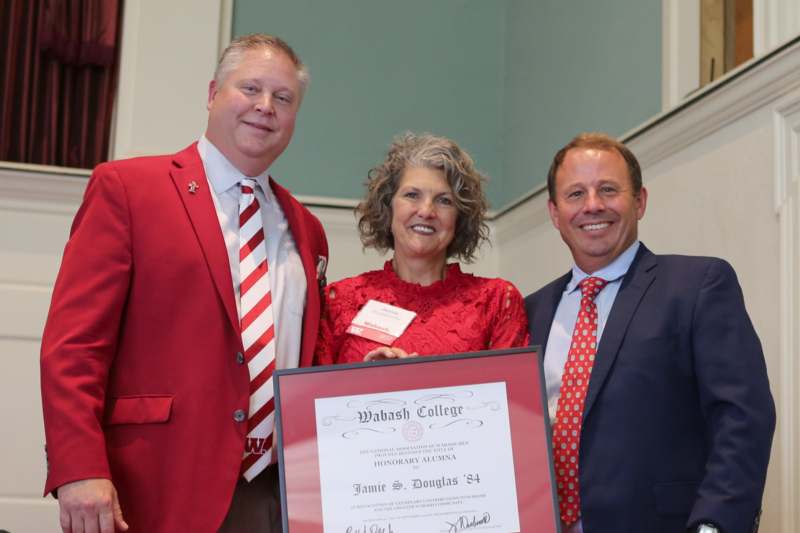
[218, 465, 282, 533]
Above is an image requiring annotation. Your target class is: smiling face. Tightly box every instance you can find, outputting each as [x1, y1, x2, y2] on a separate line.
[205, 47, 301, 176]
[390, 166, 458, 267]
[548, 147, 647, 273]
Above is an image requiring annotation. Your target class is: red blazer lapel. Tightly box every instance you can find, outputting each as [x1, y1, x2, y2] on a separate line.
[269, 177, 320, 366]
[170, 144, 240, 337]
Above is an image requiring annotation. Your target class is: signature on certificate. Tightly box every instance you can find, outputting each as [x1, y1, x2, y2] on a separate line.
[445, 512, 491, 533]
[345, 523, 395, 533]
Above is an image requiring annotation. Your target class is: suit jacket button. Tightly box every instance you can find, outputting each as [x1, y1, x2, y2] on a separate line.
[236, 351, 245, 364]
[233, 409, 246, 422]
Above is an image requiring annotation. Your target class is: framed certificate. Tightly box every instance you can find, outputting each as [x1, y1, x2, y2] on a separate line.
[273, 346, 560, 533]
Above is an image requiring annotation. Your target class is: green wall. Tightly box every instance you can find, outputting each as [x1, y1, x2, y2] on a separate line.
[503, 0, 662, 205]
[232, 1, 661, 209]
[233, 0, 505, 203]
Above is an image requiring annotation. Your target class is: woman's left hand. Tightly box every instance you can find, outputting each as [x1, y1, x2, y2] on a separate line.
[363, 346, 419, 362]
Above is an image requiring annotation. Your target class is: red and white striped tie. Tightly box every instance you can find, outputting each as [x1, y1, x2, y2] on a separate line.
[238, 177, 276, 481]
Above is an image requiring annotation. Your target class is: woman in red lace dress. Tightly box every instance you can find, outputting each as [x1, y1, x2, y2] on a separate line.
[315, 133, 529, 364]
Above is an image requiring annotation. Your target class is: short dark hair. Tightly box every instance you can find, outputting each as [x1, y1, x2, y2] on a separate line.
[547, 132, 642, 202]
[357, 132, 490, 263]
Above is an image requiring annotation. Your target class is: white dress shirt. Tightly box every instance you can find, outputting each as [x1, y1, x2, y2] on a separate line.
[543, 241, 640, 533]
[198, 136, 307, 370]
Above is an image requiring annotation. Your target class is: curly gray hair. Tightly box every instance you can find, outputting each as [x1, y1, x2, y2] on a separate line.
[357, 132, 490, 262]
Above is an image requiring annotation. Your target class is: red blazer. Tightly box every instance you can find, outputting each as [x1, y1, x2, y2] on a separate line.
[40, 144, 328, 532]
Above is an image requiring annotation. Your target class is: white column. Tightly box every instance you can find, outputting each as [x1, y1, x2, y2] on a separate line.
[661, 0, 700, 110]
[754, 0, 800, 56]
[111, 0, 233, 160]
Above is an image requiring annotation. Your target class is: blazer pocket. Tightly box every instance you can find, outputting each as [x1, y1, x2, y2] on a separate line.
[652, 481, 698, 516]
[106, 395, 173, 425]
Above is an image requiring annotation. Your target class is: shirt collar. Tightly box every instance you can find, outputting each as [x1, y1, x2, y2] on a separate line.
[566, 240, 640, 293]
[197, 135, 271, 200]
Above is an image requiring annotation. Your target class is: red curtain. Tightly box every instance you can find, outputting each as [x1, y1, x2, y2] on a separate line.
[0, 0, 121, 169]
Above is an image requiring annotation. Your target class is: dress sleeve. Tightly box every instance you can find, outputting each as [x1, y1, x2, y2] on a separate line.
[488, 281, 530, 349]
[314, 285, 341, 365]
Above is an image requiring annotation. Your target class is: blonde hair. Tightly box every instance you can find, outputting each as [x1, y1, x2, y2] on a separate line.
[214, 34, 309, 96]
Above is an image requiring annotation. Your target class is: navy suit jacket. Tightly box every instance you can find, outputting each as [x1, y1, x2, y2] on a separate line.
[525, 244, 775, 533]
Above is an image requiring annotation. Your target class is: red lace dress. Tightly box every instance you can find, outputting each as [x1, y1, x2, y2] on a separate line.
[315, 261, 530, 364]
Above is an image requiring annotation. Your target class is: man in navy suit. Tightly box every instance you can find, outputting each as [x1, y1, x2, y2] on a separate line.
[525, 132, 775, 533]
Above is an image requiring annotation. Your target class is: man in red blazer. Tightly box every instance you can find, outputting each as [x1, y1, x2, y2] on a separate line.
[40, 34, 328, 532]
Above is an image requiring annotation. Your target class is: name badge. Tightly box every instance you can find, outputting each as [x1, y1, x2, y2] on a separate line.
[346, 299, 416, 345]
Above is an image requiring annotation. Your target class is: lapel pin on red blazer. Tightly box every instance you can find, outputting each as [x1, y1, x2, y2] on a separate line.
[316, 255, 328, 288]
[187, 180, 199, 194]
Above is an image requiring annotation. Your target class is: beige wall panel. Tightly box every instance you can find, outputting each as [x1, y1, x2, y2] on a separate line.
[494, 195, 573, 295]
[0, 499, 58, 533]
[0, 339, 50, 498]
[0, 209, 74, 287]
[307, 206, 386, 283]
[637, 120, 778, 342]
[0, 286, 52, 341]
[458, 234, 500, 281]
[638, 121, 784, 530]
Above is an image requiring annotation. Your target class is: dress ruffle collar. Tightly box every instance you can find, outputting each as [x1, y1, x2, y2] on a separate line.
[381, 260, 467, 295]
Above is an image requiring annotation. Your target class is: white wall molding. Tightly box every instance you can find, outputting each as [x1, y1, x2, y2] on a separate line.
[662, 0, 800, 110]
[0, 165, 499, 286]
[772, 92, 800, 533]
[0, 168, 502, 223]
[0, 168, 86, 214]
[628, 37, 800, 169]
[298, 195, 359, 209]
[0, 167, 365, 215]
[492, 189, 549, 247]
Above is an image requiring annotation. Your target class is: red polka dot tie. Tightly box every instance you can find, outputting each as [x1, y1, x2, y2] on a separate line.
[552, 276, 608, 525]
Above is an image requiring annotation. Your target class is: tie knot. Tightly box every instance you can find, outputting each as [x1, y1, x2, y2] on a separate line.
[240, 178, 257, 195]
[579, 276, 607, 300]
